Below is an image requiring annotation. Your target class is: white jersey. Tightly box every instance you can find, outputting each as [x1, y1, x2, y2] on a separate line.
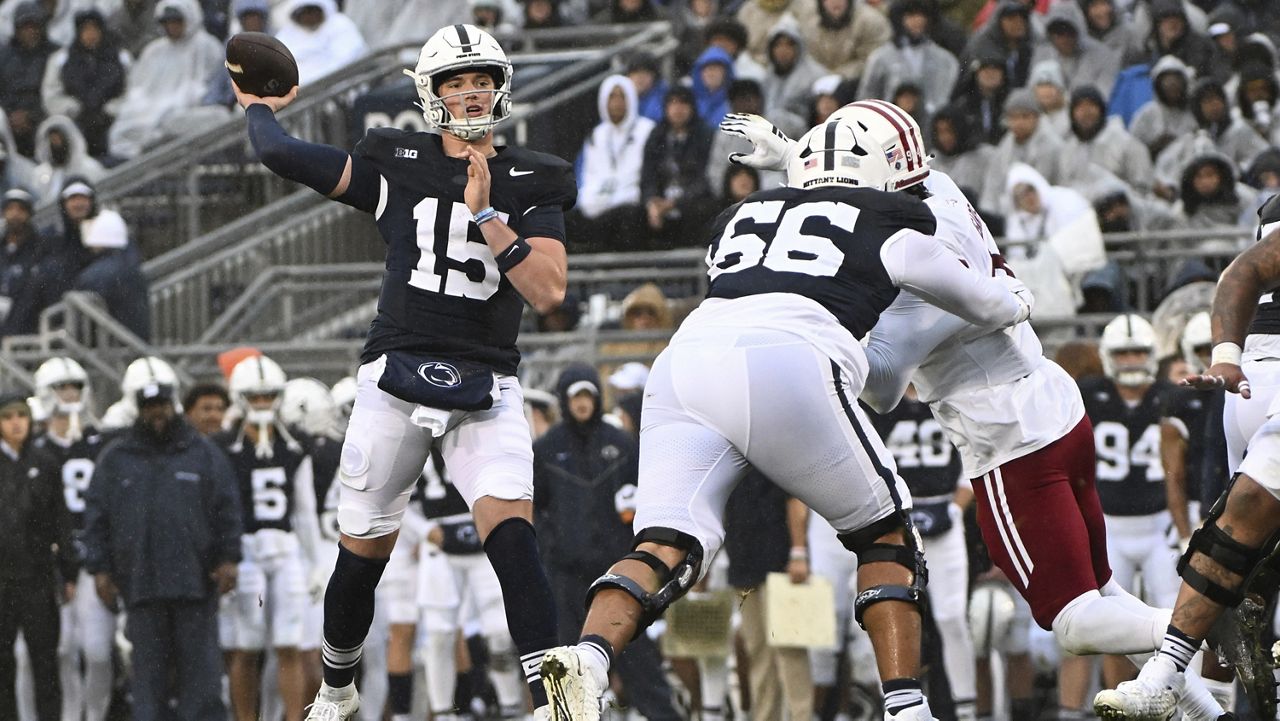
[861, 171, 1084, 478]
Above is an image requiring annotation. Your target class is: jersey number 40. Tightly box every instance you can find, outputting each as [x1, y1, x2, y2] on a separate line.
[707, 200, 856, 280]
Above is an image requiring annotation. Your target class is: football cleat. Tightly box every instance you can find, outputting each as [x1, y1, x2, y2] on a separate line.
[541, 646, 606, 721]
[1208, 593, 1277, 718]
[304, 682, 360, 721]
[1092, 655, 1180, 720]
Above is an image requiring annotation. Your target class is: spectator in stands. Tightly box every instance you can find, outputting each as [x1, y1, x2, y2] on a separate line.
[1126, 0, 1214, 79]
[106, 0, 161, 58]
[1243, 147, 1280, 219]
[83, 380, 240, 721]
[274, 0, 366, 86]
[761, 15, 825, 137]
[184, 383, 229, 436]
[0, 113, 37, 193]
[1175, 153, 1256, 230]
[950, 52, 1010, 144]
[1058, 85, 1154, 197]
[1129, 55, 1195, 157]
[807, 73, 848, 126]
[980, 88, 1062, 213]
[671, 0, 721, 75]
[690, 45, 735, 128]
[737, 0, 802, 67]
[598, 282, 673, 386]
[202, 0, 268, 108]
[1230, 33, 1280, 96]
[39, 9, 128, 159]
[29, 116, 103, 205]
[1027, 60, 1068, 136]
[723, 472, 813, 721]
[1154, 78, 1268, 197]
[56, 176, 98, 268]
[639, 86, 716, 249]
[0, 189, 65, 338]
[601, 0, 659, 23]
[1032, 1, 1121, 97]
[929, 104, 994, 198]
[0, 3, 58, 159]
[859, 0, 959, 114]
[1205, 4, 1245, 85]
[963, 0, 1035, 90]
[470, 0, 516, 33]
[1004, 161, 1101, 254]
[798, 0, 890, 81]
[533, 363, 681, 721]
[72, 203, 149, 340]
[1234, 62, 1280, 146]
[707, 79, 785, 196]
[520, 0, 565, 29]
[108, 0, 226, 159]
[700, 17, 767, 85]
[891, 81, 929, 127]
[625, 52, 667, 124]
[1089, 178, 1178, 235]
[570, 74, 654, 252]
[1081, 0, 1139, 58]
[722, 164, 760, 205]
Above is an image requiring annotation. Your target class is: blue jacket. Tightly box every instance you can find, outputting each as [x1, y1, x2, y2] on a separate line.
[73, 249, 151, 341]
[690, 46, 735, 128]
[83, 420, 243, 606]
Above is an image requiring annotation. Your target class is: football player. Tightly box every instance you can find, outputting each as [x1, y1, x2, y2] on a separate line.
[418, 449, 527, 720]
[724, 101, 1230, 721]
[32, 358, 114, 721]
[215, 356, 324, 721]
[1091, 197, 1280, 719]
[538, 118, 1034, 721]
[234, 23, 575, 720]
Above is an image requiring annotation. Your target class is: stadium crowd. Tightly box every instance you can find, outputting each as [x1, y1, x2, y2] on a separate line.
[1, 0, 1280, 720]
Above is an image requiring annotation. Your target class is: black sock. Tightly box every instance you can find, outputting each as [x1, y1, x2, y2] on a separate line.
[321, 544, 389, 688]
[579, 634, 614, 672]
[1158, 625, 1200, 672]
[387, 672, 412, 714]
[882, 677, 924, 715]
[484, 517, 558, 708]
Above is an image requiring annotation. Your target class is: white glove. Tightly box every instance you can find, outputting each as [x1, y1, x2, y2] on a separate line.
[997, 274, 1035, 324]
[307, 566, 329, 604]
[720, 113, 795, 172]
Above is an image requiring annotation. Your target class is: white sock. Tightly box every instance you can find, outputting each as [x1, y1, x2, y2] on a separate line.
[698, 655, 729, 715]
[1179, 666, 1225, 720]
[576, 639, 612, 685]
[423, 632, 457, 715]
[1100, 579, 1173, 650]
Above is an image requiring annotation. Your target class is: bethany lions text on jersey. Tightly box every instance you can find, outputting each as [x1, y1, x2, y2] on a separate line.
[352, 129, 576, 375]
[704, 185, 937, 339]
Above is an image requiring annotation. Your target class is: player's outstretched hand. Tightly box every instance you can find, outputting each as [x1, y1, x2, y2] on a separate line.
[996, 274, 1035, 324]
[232, 79, 298, 113]
[1182, 363, 1251, 398]
[721, 113, 794, 172]
[463, 146, 492, 215]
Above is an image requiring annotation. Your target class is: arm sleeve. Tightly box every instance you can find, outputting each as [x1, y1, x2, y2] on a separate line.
[81, 452, 111, 575]
[881, 229, 1024, 329]
[207, 447, 245, 564]
[244, 104, 379, 213]
[289, 456, 323, 567]
[861, 293, 971, 413]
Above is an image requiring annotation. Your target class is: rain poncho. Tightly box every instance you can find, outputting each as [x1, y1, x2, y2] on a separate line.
[1057, 86, 1154, 197]
[761, 14, 826, 134]
[1029, 1, 1121, 97]
[273, 0, 367, 86]
[29, 115, 103, 204]
[859, 0, 959, 112]
[1129, 54, 1196, 151]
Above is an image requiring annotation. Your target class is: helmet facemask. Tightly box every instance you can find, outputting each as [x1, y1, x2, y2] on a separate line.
[405, 25, 513, 142]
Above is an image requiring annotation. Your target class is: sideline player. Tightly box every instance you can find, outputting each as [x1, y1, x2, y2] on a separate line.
[1091, 198, 1280, 719]
[32, 358, 114, 721]
[234, 23, 575, 720]
[723, 101, 1231, 721]
[539, 118, 1035, 721]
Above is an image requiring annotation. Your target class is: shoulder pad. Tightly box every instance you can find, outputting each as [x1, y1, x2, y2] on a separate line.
[352, 126, 417, 160]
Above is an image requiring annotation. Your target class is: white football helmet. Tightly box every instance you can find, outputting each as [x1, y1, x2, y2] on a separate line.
[827, 99, 931, 191]
[121, 356, 179, 406]
[1181, 311, 1213, 373]
[229, 355, 288, 458]
[787, 119, 895, 191]
[404, 23, 513, 142]
[969, 581, 1017, 658]
[331, 376, 357, 432]
[1100, 314, 1159, 387]
[34, 357, 93, 440]
[280, 377, 339, 438]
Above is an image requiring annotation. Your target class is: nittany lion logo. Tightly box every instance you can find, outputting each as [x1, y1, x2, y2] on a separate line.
[418, 362, 461, 388]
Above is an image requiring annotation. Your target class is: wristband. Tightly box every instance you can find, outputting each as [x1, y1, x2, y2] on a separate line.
[1211, 342, 1243, 367]
[789, 546, 809, 561]
[496, 235, 533, 273]
[473, 206, 499, 225]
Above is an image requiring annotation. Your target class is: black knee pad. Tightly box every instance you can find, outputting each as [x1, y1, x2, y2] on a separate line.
[584, 527, 704, 639]
[1180, 483, 1268, 607]
[840, 512, 929, 628]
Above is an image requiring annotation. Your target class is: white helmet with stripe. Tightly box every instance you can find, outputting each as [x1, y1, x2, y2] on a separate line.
[1180, 311, 1212, 373]
[787, 118, 895, 191]
[34, 356, 92, 440]
[404, 23, 513, 142]
[1100, 313, 1158, 386]
[827, 99, 931, 191]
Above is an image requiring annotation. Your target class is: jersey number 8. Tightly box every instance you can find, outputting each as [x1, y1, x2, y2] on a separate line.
[410, 197, 508, 300]
[707, 200, 856, 280]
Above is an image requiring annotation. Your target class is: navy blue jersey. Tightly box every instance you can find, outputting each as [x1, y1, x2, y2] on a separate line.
[1249, 195, 1280, 336]
[418, 448, 470, 521]
[869, 398, 961, 499]
[306, 433, 342, 544]
[704, 186, 936, 339]
[349, 130, 576, 375]
[1080, 377, 1173, 516]
[1160, 387, 1220, 506]
[213, 425, 310, 534]
[35, 427, 107, 534]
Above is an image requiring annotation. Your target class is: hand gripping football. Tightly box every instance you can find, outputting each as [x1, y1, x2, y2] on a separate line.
[225, 32, 298, 98]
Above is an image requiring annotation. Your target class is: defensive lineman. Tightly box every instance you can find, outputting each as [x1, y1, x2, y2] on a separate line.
[235, 23, 575, 720]
[540, 118, 1034, 721]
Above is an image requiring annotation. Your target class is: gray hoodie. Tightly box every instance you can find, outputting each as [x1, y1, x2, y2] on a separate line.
[1030, 2, 1122, 97]
[1129, 55, 1197, 151]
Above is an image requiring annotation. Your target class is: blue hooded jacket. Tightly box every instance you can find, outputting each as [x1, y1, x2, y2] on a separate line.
[690, 45, 735, 128]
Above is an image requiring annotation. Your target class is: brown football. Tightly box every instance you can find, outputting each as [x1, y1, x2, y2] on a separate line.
[225, 32, 298, 98]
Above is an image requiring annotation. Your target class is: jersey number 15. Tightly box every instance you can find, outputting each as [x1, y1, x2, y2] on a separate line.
[410, 198, 507, 300]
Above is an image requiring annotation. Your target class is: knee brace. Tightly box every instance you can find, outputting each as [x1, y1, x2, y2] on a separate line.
[1179, 476, 1268, 607]
[584, 527, 704, 639]
[840, 512, 929, 629]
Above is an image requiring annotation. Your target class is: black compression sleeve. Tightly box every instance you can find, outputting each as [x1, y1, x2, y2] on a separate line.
[245, 103, 350, 198]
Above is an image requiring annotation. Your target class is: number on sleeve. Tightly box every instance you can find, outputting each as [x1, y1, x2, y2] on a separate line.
[251, 467, 290, 522]
[410, 197, 506, 299]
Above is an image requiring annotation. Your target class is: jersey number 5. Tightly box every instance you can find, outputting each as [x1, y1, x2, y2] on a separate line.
[410, 197, 507, 300]
[707, 200, 854, 280]
[251, 467, 290, 522]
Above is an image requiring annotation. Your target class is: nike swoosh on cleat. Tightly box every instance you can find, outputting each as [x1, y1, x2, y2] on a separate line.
[509, 168, 535, 176]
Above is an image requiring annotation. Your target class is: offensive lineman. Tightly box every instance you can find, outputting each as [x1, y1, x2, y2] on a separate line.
[32, 358, 114, 721]
[215, 356, 324, 721]
[723, 101, 1231, 721]
[539, 118, 1035, 721]
[235, 23, 575, 720]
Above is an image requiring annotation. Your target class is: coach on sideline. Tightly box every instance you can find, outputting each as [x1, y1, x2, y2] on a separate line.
[83, 381, 243, 721]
